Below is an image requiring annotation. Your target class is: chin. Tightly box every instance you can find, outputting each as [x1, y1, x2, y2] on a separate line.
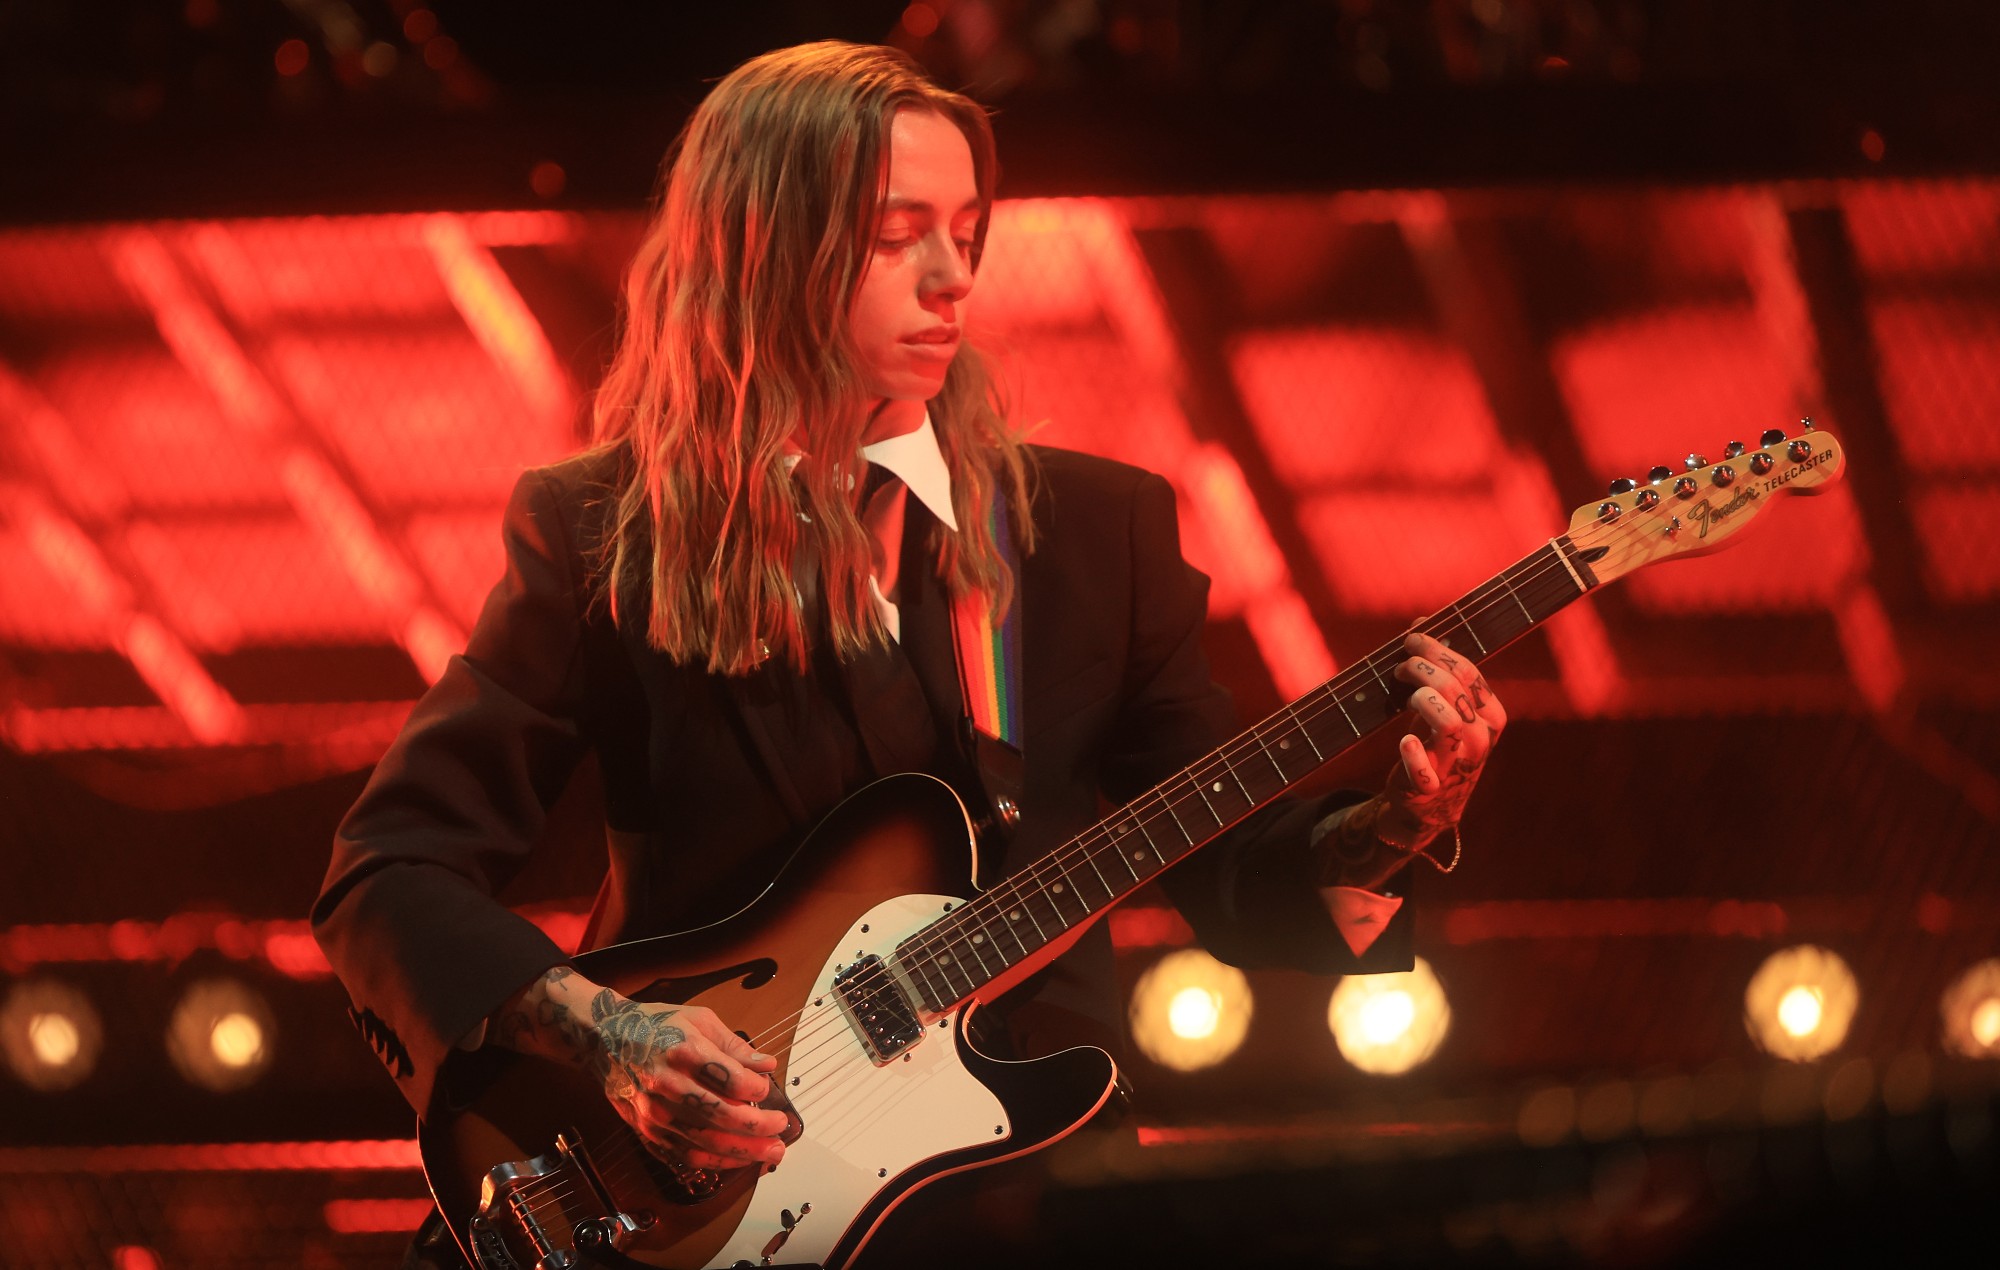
[878, 372, 952, 401]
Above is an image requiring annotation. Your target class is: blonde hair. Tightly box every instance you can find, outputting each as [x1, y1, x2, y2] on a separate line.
[589, 40, 1034, 676]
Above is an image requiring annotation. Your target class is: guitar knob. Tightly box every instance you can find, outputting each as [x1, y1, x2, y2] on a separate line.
[1684, 453, 1709, 471]
[1597, 501, 1622, 522]
[1760, 428, 1786, 448]
[1712, 465, 1737, 487]
[1608, 477, 1636, 495]
[1647, 465, 1673, 484]
[1787, 439, 1812, 462]
[1750, 452, 1775, 475]
[1723, 440, 1746, 458]
[1673, 476, 1698, 499]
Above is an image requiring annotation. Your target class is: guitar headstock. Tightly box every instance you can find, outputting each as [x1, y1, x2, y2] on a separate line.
[1565, 421, 1845, 587]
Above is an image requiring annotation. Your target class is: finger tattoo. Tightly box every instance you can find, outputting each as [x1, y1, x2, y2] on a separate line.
[699, 1061, 732, 1090]
[1454, 694, 1477, 724]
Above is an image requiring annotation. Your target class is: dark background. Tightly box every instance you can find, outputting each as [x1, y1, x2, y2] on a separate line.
[3, 3, 1998, 1267]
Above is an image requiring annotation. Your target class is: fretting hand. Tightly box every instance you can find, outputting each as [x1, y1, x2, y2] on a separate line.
[1325, 631, 1506, 887]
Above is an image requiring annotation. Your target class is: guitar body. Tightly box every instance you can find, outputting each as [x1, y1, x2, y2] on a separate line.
[419, 774, 1120, 1269]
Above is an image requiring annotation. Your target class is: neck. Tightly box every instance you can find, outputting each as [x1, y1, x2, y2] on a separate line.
[860, 398, 926, 446]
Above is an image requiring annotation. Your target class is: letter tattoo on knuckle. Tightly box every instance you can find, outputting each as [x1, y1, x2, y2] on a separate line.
[1453, 694, 1477, 724]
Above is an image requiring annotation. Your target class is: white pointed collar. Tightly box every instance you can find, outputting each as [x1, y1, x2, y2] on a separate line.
[859, 413, 958, 532]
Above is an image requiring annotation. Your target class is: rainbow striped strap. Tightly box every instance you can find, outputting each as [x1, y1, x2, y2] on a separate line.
[950, 495, 1022, 747]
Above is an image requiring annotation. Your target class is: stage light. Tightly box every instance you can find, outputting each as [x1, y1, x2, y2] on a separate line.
[167, 978, 274, 1090]
[1940, 958, 2000, 1059]
[0, 978, 103, 1091]
[1327, 956, 1450, 1075]
[1127, 948, 1253, 1072]
[1744, 945, 1857, 1061]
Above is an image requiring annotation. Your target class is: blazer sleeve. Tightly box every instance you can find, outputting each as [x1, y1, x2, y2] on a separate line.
[311, 468, 592, 1117]
[1100, 471, 1415, 975]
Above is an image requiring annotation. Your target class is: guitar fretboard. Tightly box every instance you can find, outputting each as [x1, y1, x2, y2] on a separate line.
[891, 536, 1600, 1013]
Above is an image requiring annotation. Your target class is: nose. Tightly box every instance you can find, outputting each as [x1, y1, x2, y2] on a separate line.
[921, 233, 973, 308]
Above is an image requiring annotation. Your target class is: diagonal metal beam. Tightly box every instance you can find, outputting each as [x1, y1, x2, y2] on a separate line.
[1126, 223, 1350, 651]
[0, 365, 246, 746]
[107, 226, 466, 685]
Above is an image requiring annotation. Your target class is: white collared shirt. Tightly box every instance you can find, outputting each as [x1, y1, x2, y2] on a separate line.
[857, 415, 956, 643]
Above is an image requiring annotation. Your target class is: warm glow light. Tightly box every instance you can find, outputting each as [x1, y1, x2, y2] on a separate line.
[1358, 989, 1416, 1046]
[168, 979, 274, 1090]
[26, 1012, 80, 1067]
[1128, 949, 1253, 1072]
[1776, 985, 1824, 1038]
[1166, 986, 1221, 1040]
[0, 979, 102, 1091]
[1940, 959, 2000, 1059]
[1974, 1000, 2000, 1048]
[1744, 945, 1858, 1061]
[209, 1012, 265, 1068]
[1328, 957, 1450, 1075]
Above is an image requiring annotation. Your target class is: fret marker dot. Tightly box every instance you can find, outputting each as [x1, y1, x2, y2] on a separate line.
[1211, 781, 1222, 793]
[1009, 910, 1021, 921]
[1052, 883, 1065, 894]
[1119, 821, 1133, 833]
[941, 955, 953, 964]
[1131, 850, 1145, 862]
[1279, 739, 1291, 750]
[972, 934, 985, 945]
[1355, 691, 1367, 702]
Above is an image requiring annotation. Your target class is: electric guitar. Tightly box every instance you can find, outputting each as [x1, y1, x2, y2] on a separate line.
[421, 425, 1846, 1268]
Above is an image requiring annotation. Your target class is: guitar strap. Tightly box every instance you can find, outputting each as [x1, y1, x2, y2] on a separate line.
[947, 491, 1026, 855]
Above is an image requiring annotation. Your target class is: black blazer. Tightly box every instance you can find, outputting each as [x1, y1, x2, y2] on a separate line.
[312, 444, 1414, 1117]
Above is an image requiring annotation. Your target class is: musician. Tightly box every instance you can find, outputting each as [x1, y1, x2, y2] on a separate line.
[311, 38, 1505, 1263]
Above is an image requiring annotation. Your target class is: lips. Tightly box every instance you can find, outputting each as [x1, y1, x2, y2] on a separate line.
[902, 327, 959, 345]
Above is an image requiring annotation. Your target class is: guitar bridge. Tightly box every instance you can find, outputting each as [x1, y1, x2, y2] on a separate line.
[470, 1129, 657, 1269]
[832, 954, 924, 1064]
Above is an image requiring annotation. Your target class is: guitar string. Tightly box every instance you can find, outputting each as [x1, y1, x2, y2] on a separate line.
[502, 466, 1795, 1228]
[496, 460, 1800, 1223]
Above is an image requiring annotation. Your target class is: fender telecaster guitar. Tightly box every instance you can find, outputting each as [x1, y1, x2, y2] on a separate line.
[421, 425, 1846, 1268]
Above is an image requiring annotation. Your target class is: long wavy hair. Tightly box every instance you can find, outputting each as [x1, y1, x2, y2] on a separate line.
[588, 40, 1035, 676]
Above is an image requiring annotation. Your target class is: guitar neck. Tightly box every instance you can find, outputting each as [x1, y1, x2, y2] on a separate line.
[891, 535, 1603, 1013]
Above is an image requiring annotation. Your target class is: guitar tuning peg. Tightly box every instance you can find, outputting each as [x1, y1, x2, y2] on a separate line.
[1684, 453, 1709, 471]
[1723, 440, 1746, 459]
[1760, 428, 1786, 448]
[1800, 416, 1816, 431]
[1647, 465, 1673, 484]
[1608, 477, 1637, 495]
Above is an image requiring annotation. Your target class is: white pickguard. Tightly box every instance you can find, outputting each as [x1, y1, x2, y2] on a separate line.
[707, 893, 1005, 1269]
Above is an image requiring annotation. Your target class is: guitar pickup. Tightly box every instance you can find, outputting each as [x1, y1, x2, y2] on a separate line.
[831, 955, 924, 1064]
